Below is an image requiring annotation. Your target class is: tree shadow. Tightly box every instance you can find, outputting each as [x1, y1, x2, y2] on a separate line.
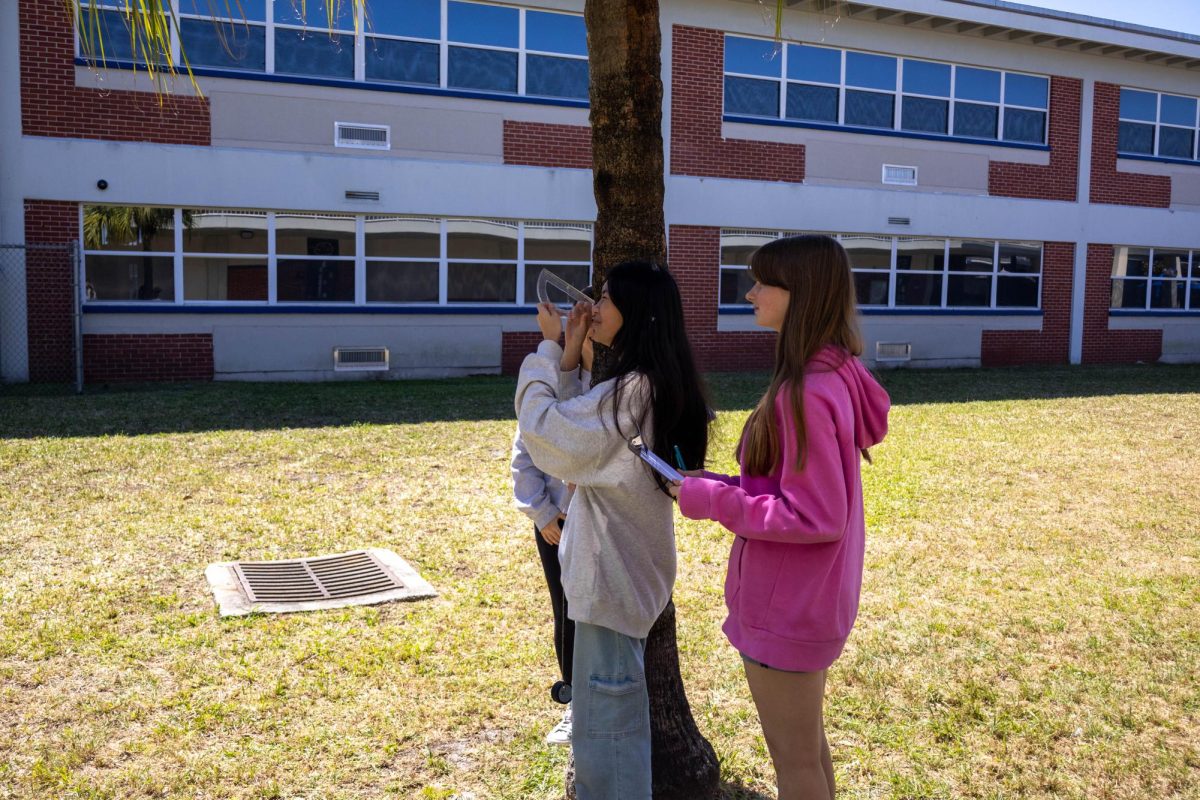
[717, 780, 775, 799]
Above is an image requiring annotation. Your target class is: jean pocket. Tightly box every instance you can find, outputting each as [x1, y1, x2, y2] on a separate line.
[585, 674, 648, 739]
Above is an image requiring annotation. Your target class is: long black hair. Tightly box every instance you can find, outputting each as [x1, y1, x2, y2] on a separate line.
[602, 260, 710, 491]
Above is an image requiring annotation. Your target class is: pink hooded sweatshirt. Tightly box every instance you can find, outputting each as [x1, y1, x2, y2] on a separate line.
[678, 347, 890, 671]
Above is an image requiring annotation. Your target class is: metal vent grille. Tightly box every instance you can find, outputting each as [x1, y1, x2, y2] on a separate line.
[335, 122, 390, 150]
[882, 164, 918, 185]
[334, 346, 389, 371]
[887, 216, 912, 226]
[345, 190, 381, 202]
[876, 341, 913, 362]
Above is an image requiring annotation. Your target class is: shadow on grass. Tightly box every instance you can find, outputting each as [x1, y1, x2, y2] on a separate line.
[2, 362, 1198, 438]
[718, 781, 774, 799]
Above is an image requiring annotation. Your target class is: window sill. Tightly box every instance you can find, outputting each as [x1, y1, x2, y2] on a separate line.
[83, 303, 543, 315]
[720, 307, 1042, 316]
[723, 115, 1050, 152]
[74, 58, 590, 109]
[1116, 153, 1200, 169]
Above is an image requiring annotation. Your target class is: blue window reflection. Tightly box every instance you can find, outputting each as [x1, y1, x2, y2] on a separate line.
[845, 52, 896, 91]
[365, 0, 439, 39]
[787, 44, 839, 84]
[366, 38, 438, 85]
[954, 102, 998, 139]
[80, 10, 171, 64]
[274, 29, 354, 78]
[1160, 94, 1197, 127]
[180, 18, 265, 71]
[724, 36, 782, 78]
[527, 55, 588, 99]
[903, 60, 950, 97]
[527, 11, 587, 56]
[1003, 108, 1045, 143]
[955, 67, 1000, 103]
[274, 0, 356, 30]
[725, 77, 780, 117]
[786, 84, 838, 122]
[179, 0, 265, 21]
[448, 1, 518, 48]
[1158, 126, 1195, 159]
[1005, 73, 1048, 108]
[845, 90, 893, 128]
[1119, 88, 1157, 121]
[448, 46, 517, 92]
[901, 96, 948, 134]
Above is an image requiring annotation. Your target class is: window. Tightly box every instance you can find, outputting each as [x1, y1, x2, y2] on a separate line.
[178, 0, 266, 72]
[83, 206, 592, 307]
[723, 35, 1050, 146]
[1118, 88, 1200, 162]
[77, 2, 172, 66]
[719, 230, 1043, 310]
[1110, 246, 1198, 310]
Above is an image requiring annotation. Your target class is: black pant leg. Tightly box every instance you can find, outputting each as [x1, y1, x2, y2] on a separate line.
[534, 523, 574, 687]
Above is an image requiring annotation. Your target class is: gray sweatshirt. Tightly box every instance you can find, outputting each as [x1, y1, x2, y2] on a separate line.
[515, 340, 675, 639]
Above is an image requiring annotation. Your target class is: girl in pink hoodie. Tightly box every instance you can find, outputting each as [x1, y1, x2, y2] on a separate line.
[671, 235, 889, 800]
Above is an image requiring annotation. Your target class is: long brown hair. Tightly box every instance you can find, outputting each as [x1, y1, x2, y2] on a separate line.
[739, 235, 863, 476]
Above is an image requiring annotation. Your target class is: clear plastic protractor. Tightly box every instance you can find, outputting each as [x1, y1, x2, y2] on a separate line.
[536, 269, 593, 312]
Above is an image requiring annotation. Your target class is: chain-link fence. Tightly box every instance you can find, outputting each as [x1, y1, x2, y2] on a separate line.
[0, 243, 83, 392]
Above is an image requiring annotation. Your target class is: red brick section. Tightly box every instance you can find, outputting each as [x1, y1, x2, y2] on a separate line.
[501, 331, 544, 375]
[84, 333, 214, 383]
[23, 201, 79, 382]
[20, 0, 210, 144]
[988, 77, 1080, 202]
[503, 121, 592, 169]
[1089, 83, 1171, 208]
[980, 242, 1073, 366]
[670, 26, 804, 183]
[1081, 244, 1162, 364]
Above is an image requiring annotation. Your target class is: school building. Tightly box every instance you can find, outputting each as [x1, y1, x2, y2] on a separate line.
[1, 0, 1198, 382]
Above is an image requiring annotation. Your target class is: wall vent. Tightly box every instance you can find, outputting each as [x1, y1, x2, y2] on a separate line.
[883, 164, 918, 185]
[335, 122, 390, 150]
[334, 346, 389, 372]
[345, 190, 380, 202]
[886, 216, 911, 226]
[876, 341, 913, 363]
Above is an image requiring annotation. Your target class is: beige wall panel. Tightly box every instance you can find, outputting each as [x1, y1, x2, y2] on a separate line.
[1116, 158, 1200, 211]
[803, 139, 990, 194]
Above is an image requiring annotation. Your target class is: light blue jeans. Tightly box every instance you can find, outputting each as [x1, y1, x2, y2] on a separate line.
[571, 621, 651, 800]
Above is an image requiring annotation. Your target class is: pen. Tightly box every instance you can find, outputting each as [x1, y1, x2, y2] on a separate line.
[673, 445, 686, 471]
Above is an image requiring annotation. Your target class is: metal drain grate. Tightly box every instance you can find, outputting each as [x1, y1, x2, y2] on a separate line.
[206, 548, 437, 616]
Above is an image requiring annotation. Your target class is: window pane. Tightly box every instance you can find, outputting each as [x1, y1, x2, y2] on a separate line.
[1193, 252, 1200, 279]
[724, 36, 781, 78]
[274, 29, 354, 78]
[894, 238, 943, 271]
[720, 268, 754, 305]
[184, 257, 268, 301]
[954, 102, 998, 139]
[526, 55, 589, 100]
[845, 51, 895, 91]
[179, 0, 266, 21]
[365, 216, 440, 258]
[1119, 88, 1157, 121]
[787, 44, 839, 84]
[901, 96, 948, 134]
[527, 11, 587, 56]
[83, 206, 175, 252]
[525, 224, 592, 261]
[896, 273, 942, 306]
[365, 0, 439, 39]
[446, 219, 518, 259]
[725, 77, 780, 117]
[997, 276, 1039, 307]
[1117, 121, 1154, 154]
[1152, 250, 1188, 277]
[955, 67, 1000, 102]
[84, 255, 175, 301]
[276, 214, 356, 256]
[366, 38, 439, 85]
[524, 264, 591, 305]
[786, 83, 838, 122]
[1192, 283, 1200, 310]
[79, 10, 170, 64]
[1159, 127, 1194, 159]
[366, 261, 439, 302]
[1110, 278, 1147, 309]
[183, 210, 268, 254]
[854, 272, 890, 306]
[1150, 280, 1186, 309]
[448, 46, 517, 93]
[1004, 73, 1048, 108]
[277, 260, 355, 301]
[947, 274, 991, 306]
[1112, 247, 1150, 278]
[1003, 108, 1046, 143]
[999, 242, 1041, 274]
[448, 1, 518, 48]
[721, 231, 777, 266]
[179, 19, 265, 71]
[274, 0, 355, 30]
[447, 262, 515, 302]
[1160, 94, 1198, 127]
[842, 236, 892, 269]
[903, 59, 950, 97]
[948, 240, 994, 272]
[845, 90, 893, 128]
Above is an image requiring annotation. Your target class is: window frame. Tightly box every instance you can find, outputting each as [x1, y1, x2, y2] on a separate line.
[1109, 246, 1196, 312]
[1117, 87, 1200, 163]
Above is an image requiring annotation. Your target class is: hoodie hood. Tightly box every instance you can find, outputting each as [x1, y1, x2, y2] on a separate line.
[808, 345, 890, 450]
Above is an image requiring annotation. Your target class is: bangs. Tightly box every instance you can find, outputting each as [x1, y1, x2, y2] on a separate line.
[748, 242, 788, 287]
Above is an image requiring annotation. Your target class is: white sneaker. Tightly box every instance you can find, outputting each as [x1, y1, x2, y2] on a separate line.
[545, 704, 572, 746]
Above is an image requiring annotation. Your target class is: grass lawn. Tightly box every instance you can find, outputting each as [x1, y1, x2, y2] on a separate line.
[1, 364, 1198, 799]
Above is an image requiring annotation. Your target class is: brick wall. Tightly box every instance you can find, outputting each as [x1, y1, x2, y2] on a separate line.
[501, 331, 544, 375]
[1089, 83, 1171, 208]
[1080, 244, 1162, 364]
[980, 241, 1073, 366]
[20, 0, 210, 144]
[988, 76, 1080, 201]
[23, 201, 79, 383]
[83, 333, 214, 383]
[503, 121, 592, 169]
[670, 26, 804, 183]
